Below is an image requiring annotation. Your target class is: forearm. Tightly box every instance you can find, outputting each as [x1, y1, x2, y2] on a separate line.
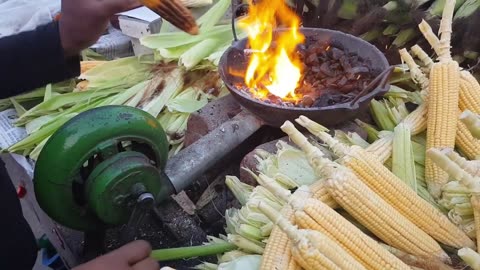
[0, 21, 80, 99]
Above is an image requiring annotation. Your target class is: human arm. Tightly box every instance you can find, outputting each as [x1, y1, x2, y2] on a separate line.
[0, 0, 140, 99]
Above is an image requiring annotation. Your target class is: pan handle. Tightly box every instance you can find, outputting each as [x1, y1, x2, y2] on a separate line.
[231, 1, 249, 42]
[349, 66, 394, 106]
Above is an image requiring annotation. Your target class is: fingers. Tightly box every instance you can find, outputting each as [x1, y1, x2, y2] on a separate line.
[132, 257, 160, 270]
[110, 240, 152, 265]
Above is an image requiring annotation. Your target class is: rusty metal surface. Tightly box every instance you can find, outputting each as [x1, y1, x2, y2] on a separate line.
[165, 110, 264, 192]
[218, 27, 391, 127]
[184, 95, 242, 147]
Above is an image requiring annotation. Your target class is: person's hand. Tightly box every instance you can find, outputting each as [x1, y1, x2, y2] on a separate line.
[59, 0, 141, 56]
[72, 240, 159, 270]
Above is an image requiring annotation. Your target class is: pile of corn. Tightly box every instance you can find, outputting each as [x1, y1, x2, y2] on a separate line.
[205, 0, 480, 269]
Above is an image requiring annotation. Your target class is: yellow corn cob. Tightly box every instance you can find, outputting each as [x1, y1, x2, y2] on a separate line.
[471, 195, 480, 252]
[280, 121, 450, 260]
[258, 202, 366, 270]
[456, 111, 480, 160]
[461, 110, 480, 140]
[260, 205, 300, 270]
[343, 146, 475, 249]
[325, 162, 449, 261]
[418, 12, 480, 118]
[308, 180, 339, 209]
[364, 133, 394, 163]
[292, 117, 475, 249]
[293, 198, 411, 270]
[425, 60, 460, 197]
[402, 103, 428, 135]
[459, 71, 480, 113]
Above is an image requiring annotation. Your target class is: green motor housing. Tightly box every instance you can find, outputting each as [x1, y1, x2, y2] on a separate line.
[34, 106, 172, 231]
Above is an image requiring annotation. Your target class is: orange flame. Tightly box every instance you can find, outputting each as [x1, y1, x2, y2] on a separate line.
[239, 0, 305, 100]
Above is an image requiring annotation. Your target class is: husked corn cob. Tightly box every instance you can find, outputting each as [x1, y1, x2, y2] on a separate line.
[260, 205, 300, 270]
[324, 162, 449, 261]
[292, 197, 411, 270]
[343, 146, 475, 249]
[364, 133, 394, 163]
[461, 110, 480, 140]
[308, 180, 338, 209]
[425, 59, 460, 197]
[402, 103, 428, 135]
[424, 0, 460, 197]
[258, 201, 366, 270]
[280, 121, 449, 261]
[294, 117, 475, 248]
[456, 110, 480, 159]
[418, 12, 480, 119]
[459, 71, 480, 113]
[141, 0, 198, 35]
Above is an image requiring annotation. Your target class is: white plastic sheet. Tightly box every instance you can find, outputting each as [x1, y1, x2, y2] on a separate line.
[0, 0, 61, 38]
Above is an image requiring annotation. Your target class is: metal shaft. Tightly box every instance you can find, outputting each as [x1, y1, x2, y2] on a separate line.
[164, 110, 263, 192]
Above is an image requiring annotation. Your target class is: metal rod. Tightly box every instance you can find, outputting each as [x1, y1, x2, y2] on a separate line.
[164, 110, 264, 192]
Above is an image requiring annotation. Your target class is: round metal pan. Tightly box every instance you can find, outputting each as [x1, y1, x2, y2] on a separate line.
[218, 27, 392, 127]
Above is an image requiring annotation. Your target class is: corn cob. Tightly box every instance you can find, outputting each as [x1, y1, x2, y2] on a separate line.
[280, 121, 450, 260]
[295, 117, 475, 249]
[364, 133, 394, 163]
[424, 0, 460, 198]
[461, 110, 480, 140]
[256, 177, 410, 270]
[141, 0, 198, 35]
[259, 205, 300, 270]
[258, 201, 366, 270]
[292, 197, 411, 270]
[308, 180, 339, 209]
[324, 161, 449, 261]
[459, 72, 480, 114]
[418, 15, 480, 119]
[456, 109, 480, 159]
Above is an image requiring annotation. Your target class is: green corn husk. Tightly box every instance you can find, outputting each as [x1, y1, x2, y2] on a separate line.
[370, 99, 396, 131]
[360, 28, 383, 42]
[392, 28, 418, 47]
[454, 0, 480, 20]
[383, 24, 400, 36]
[354, 119, 380, 142]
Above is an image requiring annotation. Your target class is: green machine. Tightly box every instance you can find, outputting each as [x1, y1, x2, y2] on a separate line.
[34, 105, 175, 233]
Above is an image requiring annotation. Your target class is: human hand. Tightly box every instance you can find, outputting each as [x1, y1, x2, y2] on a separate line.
[72, 240, 159, 270]
[59, 0, 141, 56]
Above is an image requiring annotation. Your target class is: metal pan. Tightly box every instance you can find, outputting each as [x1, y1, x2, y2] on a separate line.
[218, 27, 392, 127]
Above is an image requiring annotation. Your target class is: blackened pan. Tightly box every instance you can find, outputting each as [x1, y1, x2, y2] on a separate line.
[218, 27, 392, 127]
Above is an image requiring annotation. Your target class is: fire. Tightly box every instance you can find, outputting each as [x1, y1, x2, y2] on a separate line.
[239, 0, 305, 100]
